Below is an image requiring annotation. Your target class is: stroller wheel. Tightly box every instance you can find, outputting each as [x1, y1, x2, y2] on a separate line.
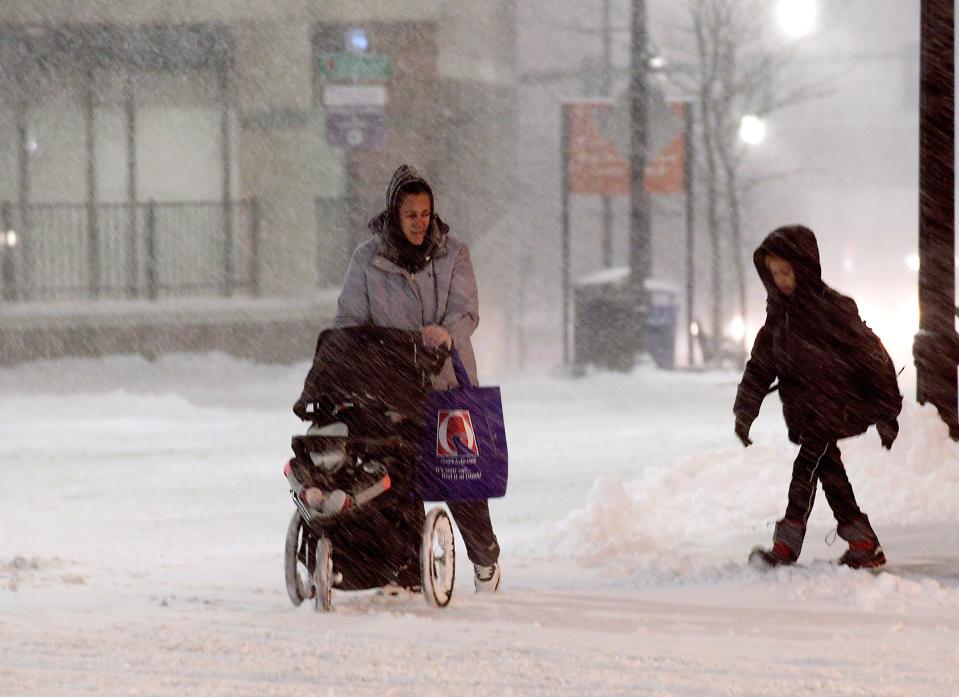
[313, 535, 333, 612]
[421, 508, 455, 608]
[284, 511, 314, 606]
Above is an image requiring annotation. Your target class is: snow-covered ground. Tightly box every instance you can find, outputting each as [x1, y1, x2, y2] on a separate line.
[2, 353, 958, 696]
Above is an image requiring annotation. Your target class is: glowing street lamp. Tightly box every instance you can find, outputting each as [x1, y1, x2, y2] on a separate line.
[346, 27, 369, 53]
[1, 228, 15, 301]
[648, 54, 667, 71]
[739, 114, 766, 145]
[776, 0, 818, 39]
[727, 315, 746, 343]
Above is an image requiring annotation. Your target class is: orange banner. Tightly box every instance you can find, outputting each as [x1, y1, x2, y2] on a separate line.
[645, 102, 686, 194]
[567, 103, 631, 196]
[565, 101, 686, 196]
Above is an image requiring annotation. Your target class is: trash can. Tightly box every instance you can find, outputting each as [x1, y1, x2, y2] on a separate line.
[573, 268, 677, 371]
[643, 280, 678, 370]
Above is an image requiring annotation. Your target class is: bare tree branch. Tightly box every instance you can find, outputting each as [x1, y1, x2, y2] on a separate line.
[672, 0, 838, 365]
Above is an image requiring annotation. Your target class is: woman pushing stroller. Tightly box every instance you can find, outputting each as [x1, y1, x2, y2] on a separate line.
[331, 164, 501, 592]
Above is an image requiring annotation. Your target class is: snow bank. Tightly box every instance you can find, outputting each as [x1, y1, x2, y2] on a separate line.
[549, 401, 959, 579]
[845, 401, 959, 524]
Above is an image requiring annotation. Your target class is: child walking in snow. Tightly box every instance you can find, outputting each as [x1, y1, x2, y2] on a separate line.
[734, 225, 902, 569]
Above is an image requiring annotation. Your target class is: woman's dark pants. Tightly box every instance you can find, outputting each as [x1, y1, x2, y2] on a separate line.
[448, 500, 500, 566]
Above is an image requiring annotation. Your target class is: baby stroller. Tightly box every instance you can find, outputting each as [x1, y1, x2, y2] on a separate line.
[284, 326, 456, 611]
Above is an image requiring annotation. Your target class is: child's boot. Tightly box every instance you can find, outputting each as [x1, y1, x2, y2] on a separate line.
[837, 515, 886, 569]
[749, 542, 796, 568]
[749, 520, 803, 568]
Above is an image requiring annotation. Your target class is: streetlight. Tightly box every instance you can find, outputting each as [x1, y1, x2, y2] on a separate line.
[345, 27, 369, 53]
[739, 114, 766, 145]
[1, 227, 15, 301]
[775, 0, 818, 39]
[727, 315, 746, 343]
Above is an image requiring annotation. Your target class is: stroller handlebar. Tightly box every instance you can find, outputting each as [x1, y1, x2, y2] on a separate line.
[293, 327, 450, 421]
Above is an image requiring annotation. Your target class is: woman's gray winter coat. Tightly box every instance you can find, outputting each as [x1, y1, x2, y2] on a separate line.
[333, 222, 479, 391]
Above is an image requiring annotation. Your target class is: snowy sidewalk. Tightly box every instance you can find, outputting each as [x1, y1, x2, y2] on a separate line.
[1, 354, 957, 696]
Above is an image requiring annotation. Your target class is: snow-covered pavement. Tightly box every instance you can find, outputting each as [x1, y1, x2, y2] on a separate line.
[1, 354, 958, 696]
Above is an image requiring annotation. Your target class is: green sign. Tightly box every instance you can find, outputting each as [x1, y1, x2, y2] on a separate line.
[318, 53, 391, 83]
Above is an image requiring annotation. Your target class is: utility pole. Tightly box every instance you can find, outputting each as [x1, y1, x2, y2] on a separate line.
[683, 102, 695, 368]
[627, 0, 651, 350]
[601, 0, 614, 268]
[915, 0, 959, 438]
[561, 106, 571, 366]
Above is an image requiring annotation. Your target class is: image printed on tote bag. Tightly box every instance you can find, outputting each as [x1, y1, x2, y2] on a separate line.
[436, 409, 481, 464]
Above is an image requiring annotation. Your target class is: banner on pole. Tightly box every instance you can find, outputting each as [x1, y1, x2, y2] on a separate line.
[644, 102, 686, 194]
[564, 100, 686, 196]
[566, 102, 630, 196]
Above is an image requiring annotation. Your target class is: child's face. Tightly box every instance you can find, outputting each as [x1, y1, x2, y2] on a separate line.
[765, 254, 796, 296]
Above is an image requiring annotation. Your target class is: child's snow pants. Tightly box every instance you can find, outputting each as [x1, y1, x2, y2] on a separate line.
[772, 438, 880, 559]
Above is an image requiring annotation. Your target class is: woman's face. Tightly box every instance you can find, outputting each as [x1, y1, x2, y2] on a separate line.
[765, 254, 796, 296]
[397, 192, 432, 246]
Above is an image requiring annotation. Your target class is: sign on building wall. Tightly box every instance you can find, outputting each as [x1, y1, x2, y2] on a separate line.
[323, 85, 388, 149]
[319, 53, 391, 149]
[317, 53, 391, 83]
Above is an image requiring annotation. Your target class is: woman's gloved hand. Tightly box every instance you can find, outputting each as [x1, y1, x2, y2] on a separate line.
[422, 324, 452, 350]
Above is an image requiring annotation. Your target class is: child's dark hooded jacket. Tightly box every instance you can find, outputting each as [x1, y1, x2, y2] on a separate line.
[734, 225, 902, 444]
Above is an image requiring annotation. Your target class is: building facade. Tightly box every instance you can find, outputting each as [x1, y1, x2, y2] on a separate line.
[0, 0, 518, 303]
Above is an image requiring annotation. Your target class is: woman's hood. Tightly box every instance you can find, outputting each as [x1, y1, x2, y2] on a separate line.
[368, 163, 449, 262]
[383, 163, 432, 219]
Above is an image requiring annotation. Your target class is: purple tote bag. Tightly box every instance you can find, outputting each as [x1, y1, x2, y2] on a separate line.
[419, 347, 509, 501]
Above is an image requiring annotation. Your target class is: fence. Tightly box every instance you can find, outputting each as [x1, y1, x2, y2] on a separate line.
[0, 199, 260, 302]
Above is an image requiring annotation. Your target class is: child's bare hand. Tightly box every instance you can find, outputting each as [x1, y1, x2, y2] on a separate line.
[735, 416, 753, 447]
[877, 419, 898, 450]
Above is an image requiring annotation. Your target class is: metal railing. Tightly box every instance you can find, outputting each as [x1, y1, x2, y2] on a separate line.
[0, 199, 260, 302]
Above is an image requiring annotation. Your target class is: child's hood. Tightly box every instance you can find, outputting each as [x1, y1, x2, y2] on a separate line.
[753, 224, 823, 299]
